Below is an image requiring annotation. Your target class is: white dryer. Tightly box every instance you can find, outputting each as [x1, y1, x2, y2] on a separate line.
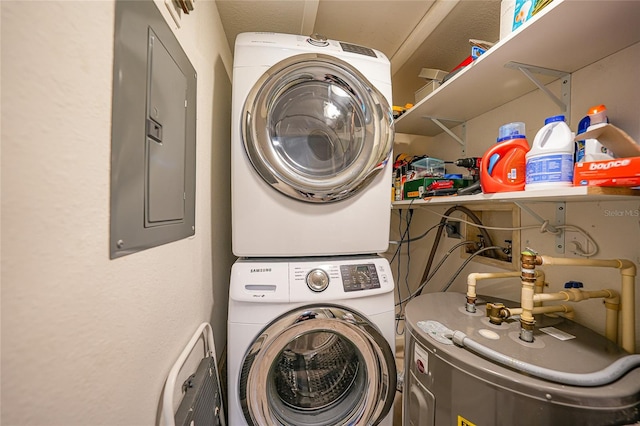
[227, 255, 397, 426]
[231, 32, 395, 257]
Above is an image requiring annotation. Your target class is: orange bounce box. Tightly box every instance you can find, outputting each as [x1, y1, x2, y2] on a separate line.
[573, 157, 640, 187]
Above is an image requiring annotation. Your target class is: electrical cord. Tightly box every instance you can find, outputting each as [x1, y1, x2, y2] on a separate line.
[562, 224, 599, 257]
[393, 209, 405, 325]
[404, 210, 413, 304]
[389, 222, 442, 245]
[390, 209, 415, 264]
[415, 205, 505, 297]
[424, 207, 549, 232]
[440, 246, 504, 292]
[393, 208, 414, 336]
[390, 209, 443, 336]
[395, 239, 476, 307]
[422, 207, 599, 257]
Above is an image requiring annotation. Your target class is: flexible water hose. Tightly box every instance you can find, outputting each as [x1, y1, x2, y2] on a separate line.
[443, 326, 640, 387]
[416, 205, 503, 296]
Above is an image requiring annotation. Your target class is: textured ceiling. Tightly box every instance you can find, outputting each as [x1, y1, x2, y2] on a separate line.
[215, 0, 501, 105]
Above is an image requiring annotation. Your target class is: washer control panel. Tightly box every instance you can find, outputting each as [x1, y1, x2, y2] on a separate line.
[290, 257, 392, 300]
[340, 263, 380, 292]
[231, 256, 393, 302]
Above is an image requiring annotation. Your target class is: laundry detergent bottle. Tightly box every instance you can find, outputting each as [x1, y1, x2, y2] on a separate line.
[525, 115, 574, 190]
[480, 122, 530, 193]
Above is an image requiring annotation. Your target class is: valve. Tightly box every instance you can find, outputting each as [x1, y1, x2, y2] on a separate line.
[564, 281, 584, 289]
[486, 302, 506, 325]
[503, 239, 513, 262]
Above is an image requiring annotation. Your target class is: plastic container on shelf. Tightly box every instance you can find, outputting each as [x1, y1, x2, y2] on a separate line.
[480, 122, 530, 193]
[411, 157, 445, 177]
[583, 104, 615, 162]
[525, 115, 574, 190]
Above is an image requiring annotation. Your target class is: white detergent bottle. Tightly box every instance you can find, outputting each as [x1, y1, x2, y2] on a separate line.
[525, 115, 574, 190]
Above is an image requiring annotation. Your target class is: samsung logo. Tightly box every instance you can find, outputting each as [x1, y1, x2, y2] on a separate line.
[250, 268, 272, 273]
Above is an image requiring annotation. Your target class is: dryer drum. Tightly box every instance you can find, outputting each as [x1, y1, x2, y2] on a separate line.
[242, 53, 394, 203]
[239, 305, 396, 426]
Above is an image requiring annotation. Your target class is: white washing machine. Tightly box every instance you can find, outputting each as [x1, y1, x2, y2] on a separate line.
[227, 255, 397, 426]
[231, 32, 395, 257]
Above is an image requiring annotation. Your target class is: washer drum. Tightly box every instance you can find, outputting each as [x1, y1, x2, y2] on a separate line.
[239, 304, 396, 426]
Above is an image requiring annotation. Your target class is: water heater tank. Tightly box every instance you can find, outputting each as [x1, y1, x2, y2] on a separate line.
[403, 292, 640, 425]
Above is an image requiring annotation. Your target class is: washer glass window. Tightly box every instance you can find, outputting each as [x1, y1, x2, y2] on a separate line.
[270, 330, 367, 424]
[243, 54, 394, 203]
[239, 305, 396, 426]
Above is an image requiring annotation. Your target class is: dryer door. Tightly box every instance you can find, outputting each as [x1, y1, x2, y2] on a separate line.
[242, 54, 394, 203]
[239, 304, 397, 426]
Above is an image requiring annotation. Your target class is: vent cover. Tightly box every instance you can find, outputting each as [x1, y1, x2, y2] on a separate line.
[339, 42, 376, 57]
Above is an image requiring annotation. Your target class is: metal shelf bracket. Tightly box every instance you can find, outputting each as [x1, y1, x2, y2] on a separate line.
[504, 61, 571, 119]
[423, 116, 466, 155]
[515, 201, 566, 254]
[554, 202, 566, 254]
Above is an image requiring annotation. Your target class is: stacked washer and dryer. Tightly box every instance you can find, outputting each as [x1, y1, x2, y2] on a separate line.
[227, 32, 397, 425]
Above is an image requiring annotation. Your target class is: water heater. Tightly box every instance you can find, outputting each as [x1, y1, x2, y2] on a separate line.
[404, 292, 640, 425]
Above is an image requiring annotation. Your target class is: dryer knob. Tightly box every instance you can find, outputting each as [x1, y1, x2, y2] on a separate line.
[307, 33, 329, 47]
[306, 268, 330, 292]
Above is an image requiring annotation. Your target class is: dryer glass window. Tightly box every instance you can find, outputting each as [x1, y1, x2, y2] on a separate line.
[242, 54, 394, 203]
[269, 80, 364, 178]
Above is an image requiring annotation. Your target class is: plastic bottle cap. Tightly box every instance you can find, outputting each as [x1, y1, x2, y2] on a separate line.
[497, 122, 526, 142]
[587, 104, 608, 126]
[544, 115, 565, 125]
[588, 104, 607, 115]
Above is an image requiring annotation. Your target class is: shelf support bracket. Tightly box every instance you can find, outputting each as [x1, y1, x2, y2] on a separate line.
[504, 62, 571, 119]
[424, 117, 466, 155]
[554, 202, 566, 254]
[514, 201, 566, 254]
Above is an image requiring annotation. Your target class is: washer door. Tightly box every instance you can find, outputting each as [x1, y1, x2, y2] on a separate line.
[239, 305, 397, 426]
[242, 54, 394, 203]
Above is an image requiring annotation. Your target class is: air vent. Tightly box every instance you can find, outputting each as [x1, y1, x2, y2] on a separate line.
[339, 42, 376, 57]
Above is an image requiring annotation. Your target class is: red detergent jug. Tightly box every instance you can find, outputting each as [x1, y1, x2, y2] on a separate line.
[480, 122, 530, 193]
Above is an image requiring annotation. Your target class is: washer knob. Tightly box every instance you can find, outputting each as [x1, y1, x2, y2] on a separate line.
[306, 268, 330, 292]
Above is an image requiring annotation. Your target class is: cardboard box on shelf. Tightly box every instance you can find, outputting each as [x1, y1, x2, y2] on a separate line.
[415, 80, 440, 103]
[573, 156, 640, 187]
[415, 68, 448, 103]
[513, 0, 554, 32]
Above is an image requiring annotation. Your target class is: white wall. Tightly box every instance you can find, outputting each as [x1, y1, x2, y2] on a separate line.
[387, 42, 640, 350]
[1, 1, 234, 424]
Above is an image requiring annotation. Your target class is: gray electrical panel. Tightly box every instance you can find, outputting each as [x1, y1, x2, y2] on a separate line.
[110, 0, 197, 259]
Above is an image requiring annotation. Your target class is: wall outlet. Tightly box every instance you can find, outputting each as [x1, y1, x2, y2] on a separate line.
[461, 203, 520, 270]
[445, 221, 462, 239]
